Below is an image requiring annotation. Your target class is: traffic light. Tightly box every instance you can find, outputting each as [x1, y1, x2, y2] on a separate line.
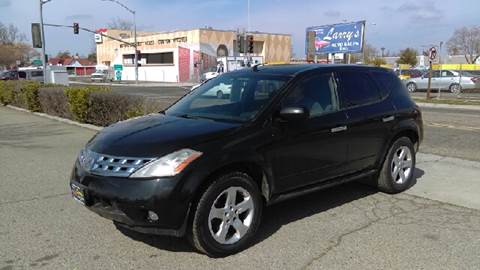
[73, 23, 79, 34]
[247, 35, 254, 54]
[237, 34, 245, 53]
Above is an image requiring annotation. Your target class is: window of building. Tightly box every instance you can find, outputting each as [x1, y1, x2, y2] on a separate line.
[123, 52, 174, 65]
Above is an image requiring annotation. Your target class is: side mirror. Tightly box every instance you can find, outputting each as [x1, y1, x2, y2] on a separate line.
[279, 107, 309, 121]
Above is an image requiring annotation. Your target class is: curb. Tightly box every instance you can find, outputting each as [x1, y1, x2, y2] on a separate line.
[416, 102, 480, 111]
[6, 105, 103, 131]
[69, 81, 196, 88]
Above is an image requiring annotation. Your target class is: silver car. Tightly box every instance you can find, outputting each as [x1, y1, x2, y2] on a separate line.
[405, 70, 480, 94]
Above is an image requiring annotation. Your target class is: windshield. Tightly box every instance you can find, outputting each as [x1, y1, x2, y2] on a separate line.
[166, 73, 289, 123]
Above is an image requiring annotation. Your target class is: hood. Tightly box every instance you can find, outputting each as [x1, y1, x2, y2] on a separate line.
[88, 113, 240, 157]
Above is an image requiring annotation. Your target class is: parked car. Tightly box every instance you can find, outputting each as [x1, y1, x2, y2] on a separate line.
[396, 69, 423, 80]
[18, 68, 44, 83]
[70, 64, 423, 257]
[91, 69, 114, 82]
[405, 70, 480, 94]
[0, 70, 18, 80]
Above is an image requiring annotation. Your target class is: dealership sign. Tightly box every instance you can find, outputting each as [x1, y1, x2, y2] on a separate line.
[306, 21, 365, 54]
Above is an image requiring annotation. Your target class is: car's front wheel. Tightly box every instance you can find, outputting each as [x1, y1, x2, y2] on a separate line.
[406, 82, 417, 93]
[449, 83, 462, 95]
[377, 137, 416, 194]
[190, 172, 263, 257]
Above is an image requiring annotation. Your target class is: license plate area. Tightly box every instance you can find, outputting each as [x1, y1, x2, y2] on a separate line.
[71, 183, 86, 205]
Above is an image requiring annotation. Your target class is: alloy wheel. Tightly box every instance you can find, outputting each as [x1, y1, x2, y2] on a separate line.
[390, 146, 413, 184]
[208, 186, 254, 245]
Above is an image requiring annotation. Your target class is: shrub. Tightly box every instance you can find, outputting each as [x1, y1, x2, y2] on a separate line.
[20, 81, 41, 112]
[0, 80, 15, 105]
[65, 86, 110, 122]
[86, 92, 144, 126]
[38, 87, 71, 119]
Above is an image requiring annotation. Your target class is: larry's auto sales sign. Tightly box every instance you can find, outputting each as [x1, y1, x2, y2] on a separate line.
[306, 21, 365, 54]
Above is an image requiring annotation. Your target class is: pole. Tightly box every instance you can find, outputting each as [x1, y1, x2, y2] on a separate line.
[426, 60, 432, 99]
[133, 11, 138, 84]
[39, 0, 47, 83]
[247, 0, 250, 65]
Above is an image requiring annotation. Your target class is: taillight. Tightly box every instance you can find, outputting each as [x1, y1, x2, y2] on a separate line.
[471, 77, 479, 83]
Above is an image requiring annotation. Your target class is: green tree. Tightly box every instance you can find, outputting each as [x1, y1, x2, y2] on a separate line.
[0, 22, 36, 68]
[56, 50, 71, 60]
[397, 48, 418, 66]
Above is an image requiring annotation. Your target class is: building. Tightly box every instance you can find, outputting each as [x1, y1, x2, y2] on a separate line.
[48, 57, 96, 76]
[96, 28, 292, 82]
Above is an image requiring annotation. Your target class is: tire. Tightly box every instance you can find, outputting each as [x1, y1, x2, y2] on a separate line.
[216, 90, 224, 99]
[189, 172, 263, 257]
[449, 83, 462, 95]
[406, 82, 417, 93]
[377, 137, 416, 194]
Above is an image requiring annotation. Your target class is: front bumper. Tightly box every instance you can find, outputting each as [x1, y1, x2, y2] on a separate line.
[70, 162, 191, 237]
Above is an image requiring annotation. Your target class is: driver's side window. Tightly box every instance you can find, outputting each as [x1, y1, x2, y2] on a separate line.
[282, 72, 339, 118]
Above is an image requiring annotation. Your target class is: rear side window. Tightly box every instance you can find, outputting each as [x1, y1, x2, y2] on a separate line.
[371, 71, 404, 98]
[336, 71, 381, 108]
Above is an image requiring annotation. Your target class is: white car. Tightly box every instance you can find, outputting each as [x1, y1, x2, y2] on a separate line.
[91, 69, 113, 82]
[191, 80, 231, 99]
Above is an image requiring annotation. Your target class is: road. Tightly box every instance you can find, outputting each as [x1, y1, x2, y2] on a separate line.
[1, 106, 480, 269]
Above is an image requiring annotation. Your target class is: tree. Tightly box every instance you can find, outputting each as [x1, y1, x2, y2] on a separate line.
[87, 52, 97, 63]
[397, 48, 418, 66]
[363, 44, 379, 64]
[56, 50, 71, 60]
[107, 18, 134, 30]
[372, 57, 387, 67]
[0, 22, 35, 68]
[447, 26, 480, 64]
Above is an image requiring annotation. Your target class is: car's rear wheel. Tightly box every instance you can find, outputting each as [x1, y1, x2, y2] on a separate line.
[449, 83, 462, 95]
[406, 82, 417, 93]
[377, 137, 416, 194]
[189, 172, 263, 257]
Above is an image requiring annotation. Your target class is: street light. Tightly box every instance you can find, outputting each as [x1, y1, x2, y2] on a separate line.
[39, 0, 51, 83]
[101, 0, 138, 84]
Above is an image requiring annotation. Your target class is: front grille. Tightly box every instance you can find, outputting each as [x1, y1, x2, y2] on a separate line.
[88, 152, 154, 177]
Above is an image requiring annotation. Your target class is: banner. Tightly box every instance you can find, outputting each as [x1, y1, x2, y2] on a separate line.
[306, 21, 365, 54]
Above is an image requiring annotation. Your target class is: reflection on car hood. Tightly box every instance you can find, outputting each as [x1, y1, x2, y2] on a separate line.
[88, 113, 240, 157]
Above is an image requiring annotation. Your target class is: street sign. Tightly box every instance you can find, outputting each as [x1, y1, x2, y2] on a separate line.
[114, 64, 123, 81]
[113, 64, 123, 71]
[94, 34, 102, 43]
[429, 47, 437, 61]
[31, 23, 42, 48]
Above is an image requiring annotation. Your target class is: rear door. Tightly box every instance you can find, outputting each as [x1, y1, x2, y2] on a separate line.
[335, 69, 396, 173]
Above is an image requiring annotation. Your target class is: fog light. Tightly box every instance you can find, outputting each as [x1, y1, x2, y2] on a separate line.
[148, 211, 159, 221]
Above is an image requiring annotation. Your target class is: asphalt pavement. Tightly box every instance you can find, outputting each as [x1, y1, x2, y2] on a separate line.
[1, 106, 480, 269]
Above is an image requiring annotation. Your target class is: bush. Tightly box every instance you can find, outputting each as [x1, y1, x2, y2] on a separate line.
[20, 81, 41, 112]
[0, 80, 15, 105]
[38, 87, 71, 119]
[86, 92, 144, 126]
[65, 86, 110, 122]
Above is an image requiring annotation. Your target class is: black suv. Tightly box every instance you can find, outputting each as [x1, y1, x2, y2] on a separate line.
[70, 65, 423, 256]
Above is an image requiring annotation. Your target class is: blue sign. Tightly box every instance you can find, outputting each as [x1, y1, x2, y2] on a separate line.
[306, 21, 365, 54]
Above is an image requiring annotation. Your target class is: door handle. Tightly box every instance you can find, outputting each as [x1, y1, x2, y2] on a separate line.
[382, 115, 395, 122]
[331, 126, 347, 133]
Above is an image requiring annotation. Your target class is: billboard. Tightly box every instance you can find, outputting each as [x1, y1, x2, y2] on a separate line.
[306, 21, 365, 55]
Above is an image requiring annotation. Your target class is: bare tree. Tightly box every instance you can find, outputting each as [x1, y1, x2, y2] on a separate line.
[447, 26, 480, 64]
[0, 22, 35, 68]
[107, 18, 134, 30]
[0, 22, 26, 45]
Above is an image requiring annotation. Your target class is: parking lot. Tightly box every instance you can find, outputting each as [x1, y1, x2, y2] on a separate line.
[1, 105, 480, 269]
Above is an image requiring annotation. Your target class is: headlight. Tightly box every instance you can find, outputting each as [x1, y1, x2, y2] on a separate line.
[78, 148, 95, 171]
[130, 149, 202, 178]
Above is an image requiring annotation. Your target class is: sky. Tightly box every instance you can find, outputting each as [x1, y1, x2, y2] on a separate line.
[0, 0, 479, 58]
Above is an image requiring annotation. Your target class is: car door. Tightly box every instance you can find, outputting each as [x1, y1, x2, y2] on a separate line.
[335, 69, 396, 173]
[266, 71, 349, 192]
[439, 70, 456, 90]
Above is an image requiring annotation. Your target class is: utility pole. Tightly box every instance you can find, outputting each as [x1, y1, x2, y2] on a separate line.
[39, 0, 51, 83]
[101, 0, 138, 84]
